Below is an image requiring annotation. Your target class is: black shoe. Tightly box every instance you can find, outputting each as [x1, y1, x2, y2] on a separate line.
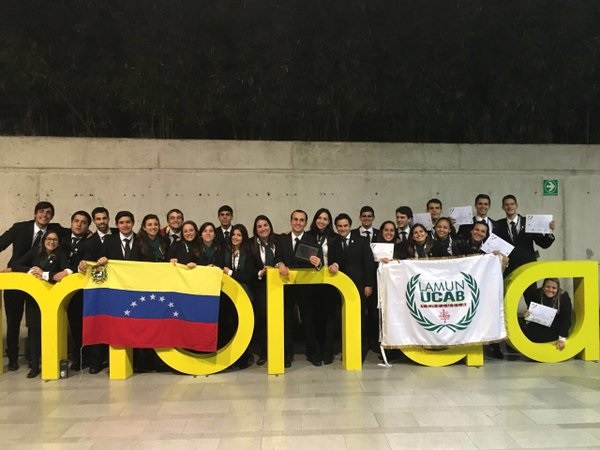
[27, 368, 40, 378]
[312, 359, 322, 367]
[89, 362, 108, 374]
[284, 358, 292, 368]
[492, 348, 504, 359]
[323, 355, 333, 365]
[70, 362, 81, 372]
[8, 361, 18, 371]
[256, 357, 267, 366]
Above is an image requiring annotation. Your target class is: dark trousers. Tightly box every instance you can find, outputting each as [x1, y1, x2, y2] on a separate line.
[3, 290, 27, 362]
[299, 285, 339, 361]
[25, 296, 41, 370]
[251, 281, 268, 360]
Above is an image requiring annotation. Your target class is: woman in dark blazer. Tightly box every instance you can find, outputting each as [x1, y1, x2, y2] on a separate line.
[12, 231, 69, 378]
[220, 224, 257, 369]
[248, 215, 277, 366]
[138, 214, 169, 262]
[168, 220, 203, 267]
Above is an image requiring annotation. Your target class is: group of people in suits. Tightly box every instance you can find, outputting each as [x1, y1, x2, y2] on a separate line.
[0, 193, 563, 377]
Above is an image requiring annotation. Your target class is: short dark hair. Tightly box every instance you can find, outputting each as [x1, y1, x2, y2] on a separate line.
[71, 210, 91, 225]
[91, 207, 109, 218]
[502, 194, 517, 205]
[395, 206, 413, 218]
[218, 205, 233, 214]
[475, 194, 491, 204]
[426, 198, 442, 209]
[359, 206, 374, 216]
[34, 201, 54, 216]
[335, 213, 352, 226]
[115, 211, 135, 224]
[167, 208, 184, 220]
[290, 209, 308, 221]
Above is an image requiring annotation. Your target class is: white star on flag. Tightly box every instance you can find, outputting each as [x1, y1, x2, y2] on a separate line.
[150, 294, 156, 300]
[124, 309, 131, 316]
[130, 301, 137, 307]
[173, 311, 179, 317]
[159, 296, 165, 302]
[168, 302, 174, 308]
[140, 296, 146, 302]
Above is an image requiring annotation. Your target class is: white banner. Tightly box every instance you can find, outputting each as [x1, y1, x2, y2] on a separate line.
[378, 254, 506, 347]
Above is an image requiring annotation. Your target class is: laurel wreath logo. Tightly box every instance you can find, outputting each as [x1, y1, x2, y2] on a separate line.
[405, 272, 480, 333]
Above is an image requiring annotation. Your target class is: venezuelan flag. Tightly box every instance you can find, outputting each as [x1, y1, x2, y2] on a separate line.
[83, 261, 222, 352]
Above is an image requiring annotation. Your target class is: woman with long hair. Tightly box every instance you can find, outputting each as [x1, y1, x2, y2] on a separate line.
[138, 214, 169, 262]
[168, 220, 203, 268]
[198, 222, 221, 266]
[431, 217, 456, 257]
[12, 231, 69, 378]
[303, 208, 337, 366]
[521, 278, 572, 350]
[248, 215, 277, 366]
[406, 223, 434, 259]
[220, 224, 257, 369]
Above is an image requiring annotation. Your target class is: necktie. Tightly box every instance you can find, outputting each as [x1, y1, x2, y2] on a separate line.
[365, 230, 371, 242]
[294, 237, 299, 251]
[224, 231, 230, 241]
[401, 231, 407, 241]
[32, 230, 43, 249]
[101, 234, 106, 243]
[72, 237, 80, 247]
[510, 221, 518, 242]
[123, 238, 131, 259]
[342, 237, 348, 251]
[172, 234, 180, 242]
[262, 242, 275, 266]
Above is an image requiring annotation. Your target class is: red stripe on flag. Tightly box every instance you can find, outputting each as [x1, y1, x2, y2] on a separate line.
[83, 316, 218, 352]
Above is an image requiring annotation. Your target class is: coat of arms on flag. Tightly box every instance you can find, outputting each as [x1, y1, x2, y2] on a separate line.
[83, 261, 223, 352]
[379, 254, 506, 347]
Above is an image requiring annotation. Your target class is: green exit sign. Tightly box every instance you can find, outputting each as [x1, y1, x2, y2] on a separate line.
[543, 179, 559, 196]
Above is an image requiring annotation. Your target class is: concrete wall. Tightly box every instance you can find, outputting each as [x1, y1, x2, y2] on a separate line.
[1, 136, 599, 268]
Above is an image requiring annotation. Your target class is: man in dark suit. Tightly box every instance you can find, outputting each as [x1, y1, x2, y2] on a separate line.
[458, 194, 495, 239]
[215, 205, 234, 246]
[79, 210, 142, 373]
[274, 209, 322, 367]
[495, 194, 555, 278]
[0, 201, 62, 371]
[351, 205, 378, 243]
[493, 194, 555, 359]
[160, 208, 184, 244]
[331, 213, 375, 361]
[395, 206, 413, 242]
[63, 210, 92, 372]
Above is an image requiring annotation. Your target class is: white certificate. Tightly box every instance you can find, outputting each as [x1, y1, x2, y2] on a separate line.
[526, 301, 557, 327]
[412, 213, 433, 230]
[449, 206, 473, 226]
[370, 243, 394, 262]
[525, 214, 553, 234]
[480, 232, 514, 256]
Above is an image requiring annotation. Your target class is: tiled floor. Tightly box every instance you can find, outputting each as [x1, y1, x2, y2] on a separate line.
[1, 352, 599, 449]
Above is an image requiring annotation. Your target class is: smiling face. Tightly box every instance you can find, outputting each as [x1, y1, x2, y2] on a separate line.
[542, 279, 559, 298]
[470, 223, 488, 242]
[396, 212, 410, 229]
[290, 211, 307, 235]
[381, 222, 396, 242]
[475, 198, 490, 217]
[231, 229, 243, 248]
[434, 219, 451, 240]
[43, 232, 60, 253]
[143, 218, 160, 238]
[427, 202, 442, 220]
[117, 216, 134, 236]
[35, 207, 54, 228]
[335, 218, 351, 238]
[360, 210, 374, 228]
[167, 211, 183, 232]
[502, 198, 518, 217]
[412, 225, 428, 244]
[182, 223, 197, 242]
[201, 225, 216, 245]
[315, 212, 330, 231]
[255, 219, 271, 241]
[93, 211, 110, 234]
